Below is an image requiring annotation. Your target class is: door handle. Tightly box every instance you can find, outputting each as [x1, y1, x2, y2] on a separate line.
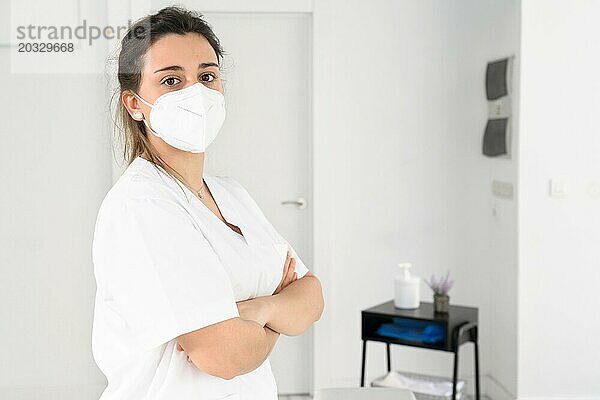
[281, 197, 307, 210]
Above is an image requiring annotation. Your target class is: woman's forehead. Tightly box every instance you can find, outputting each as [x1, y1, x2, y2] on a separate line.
[143, 33, 218, 72]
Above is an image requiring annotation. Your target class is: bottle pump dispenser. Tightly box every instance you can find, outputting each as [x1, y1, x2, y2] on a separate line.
[394, 262, 420, 309]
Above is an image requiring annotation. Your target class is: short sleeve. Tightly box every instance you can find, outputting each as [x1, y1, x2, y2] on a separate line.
[95, 196, 240, 352]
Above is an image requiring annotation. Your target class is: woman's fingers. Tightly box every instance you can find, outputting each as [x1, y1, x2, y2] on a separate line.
[284, 258, 296, 287]
[274, 250, 292, 294]
[176, 342, 193, 363]
[273, 248, 300, 295]
[284, 249, 292, 271]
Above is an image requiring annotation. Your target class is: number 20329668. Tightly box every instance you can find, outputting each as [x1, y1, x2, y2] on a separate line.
[18, 42, 74, 52]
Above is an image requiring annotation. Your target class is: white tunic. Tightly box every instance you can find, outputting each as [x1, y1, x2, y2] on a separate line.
[91, 156, 309, 400]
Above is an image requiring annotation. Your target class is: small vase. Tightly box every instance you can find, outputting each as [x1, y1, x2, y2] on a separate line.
[434, 294, 450, 313]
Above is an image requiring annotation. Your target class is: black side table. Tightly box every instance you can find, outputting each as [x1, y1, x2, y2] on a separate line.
[360, 300, 479, 400]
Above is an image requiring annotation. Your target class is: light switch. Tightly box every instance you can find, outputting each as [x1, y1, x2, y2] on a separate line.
[588, 182, 600, 199]
[492, 180, 513, 199]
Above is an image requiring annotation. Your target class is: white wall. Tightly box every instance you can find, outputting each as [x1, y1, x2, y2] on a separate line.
[518, 0, 600, 398]
[313, 1, 520, 398]
[0, 3, 112, 399]
[0, 61, 111, 398]
[453, 1, 520, 398]
[318, 0, 468, 386]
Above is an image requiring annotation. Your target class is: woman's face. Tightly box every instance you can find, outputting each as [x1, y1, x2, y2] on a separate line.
[123, 32, 223, 126]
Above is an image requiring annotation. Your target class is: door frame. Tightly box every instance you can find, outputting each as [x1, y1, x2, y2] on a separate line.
[107, 0, 337, 395]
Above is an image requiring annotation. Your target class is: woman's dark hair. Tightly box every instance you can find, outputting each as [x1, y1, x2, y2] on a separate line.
[113, 5, 224, 184]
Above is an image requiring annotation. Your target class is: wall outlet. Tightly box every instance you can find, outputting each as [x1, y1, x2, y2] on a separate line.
[549, 177, 569, 198]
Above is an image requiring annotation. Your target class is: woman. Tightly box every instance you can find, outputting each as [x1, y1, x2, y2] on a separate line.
[91, 6, 324, 400]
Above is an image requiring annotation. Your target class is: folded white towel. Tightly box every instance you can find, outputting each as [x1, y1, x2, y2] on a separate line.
[372, 371, 465, 398]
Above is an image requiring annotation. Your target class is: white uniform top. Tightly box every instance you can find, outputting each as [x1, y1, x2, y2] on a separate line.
[91, 156, 309, 400]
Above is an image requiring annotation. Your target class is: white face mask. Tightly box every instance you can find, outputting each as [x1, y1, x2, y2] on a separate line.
[133, 82, 226, 153]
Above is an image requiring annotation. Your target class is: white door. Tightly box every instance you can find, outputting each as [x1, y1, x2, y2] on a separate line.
[120, 4, 313, 395]
[202, 12, 312, 396]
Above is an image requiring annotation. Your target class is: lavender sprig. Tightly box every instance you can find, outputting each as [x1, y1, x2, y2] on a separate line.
[425, 270, 454, 296]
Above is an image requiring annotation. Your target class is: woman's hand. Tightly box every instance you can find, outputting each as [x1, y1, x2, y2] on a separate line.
[236, 296, 274, 327]
[176, 341, 193, 363]
[273, 248, 298, 295]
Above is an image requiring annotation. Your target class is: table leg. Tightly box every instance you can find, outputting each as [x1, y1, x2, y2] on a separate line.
[475, 340, 480, 400]
[360, 340, 367, 387]
[452, 347, 459, 400]
[386, 343, 391, 372]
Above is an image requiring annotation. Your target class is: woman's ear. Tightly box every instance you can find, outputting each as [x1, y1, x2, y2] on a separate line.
[122, 90, 144, 121]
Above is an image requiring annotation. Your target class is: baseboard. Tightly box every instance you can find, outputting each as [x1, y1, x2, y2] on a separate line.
[478, 375, 600, 400]
[517, 397, 600, 400]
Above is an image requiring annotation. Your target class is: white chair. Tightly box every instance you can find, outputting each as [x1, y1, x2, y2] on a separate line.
[314, 387, 416, 400]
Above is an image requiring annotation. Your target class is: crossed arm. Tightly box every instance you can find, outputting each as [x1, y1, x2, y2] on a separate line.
[226, 271, 324, 372]
[244, 271, 324, 336]
[176, 255, 324, 379]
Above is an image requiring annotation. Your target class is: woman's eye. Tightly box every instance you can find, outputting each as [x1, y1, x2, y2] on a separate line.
[200, 73, 216, 82]
[161, 77, 181, 86]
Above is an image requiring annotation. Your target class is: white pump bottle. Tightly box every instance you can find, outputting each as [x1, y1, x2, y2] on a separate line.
[394, 262, 421, 309]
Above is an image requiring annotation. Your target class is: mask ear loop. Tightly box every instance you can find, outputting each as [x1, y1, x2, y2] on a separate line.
[132, 91, 154, 108]
[133, 90, 197, 205]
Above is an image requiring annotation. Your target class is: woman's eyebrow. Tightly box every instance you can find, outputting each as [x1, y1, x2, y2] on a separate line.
[199, 62, 219, 69]
[154, 65, 183, 74]
[153, 62, 218, 74]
